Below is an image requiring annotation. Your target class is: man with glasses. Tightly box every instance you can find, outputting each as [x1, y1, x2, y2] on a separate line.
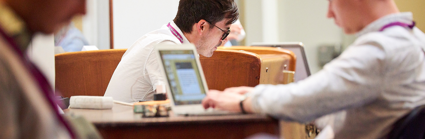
[105, 0, 239, 103]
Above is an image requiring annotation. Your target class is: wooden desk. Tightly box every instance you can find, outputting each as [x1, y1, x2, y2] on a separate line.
[66, 104, 279, 139]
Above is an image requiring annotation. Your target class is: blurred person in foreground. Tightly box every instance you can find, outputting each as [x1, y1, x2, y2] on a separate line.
[202, 0, 425, 138]
[0, 0, 87, 138]
[104, 0, 239, 103]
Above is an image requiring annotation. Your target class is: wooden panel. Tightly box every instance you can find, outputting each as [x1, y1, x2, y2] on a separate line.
[259, 54, 291, 85]
[109, 0, 114, 49]
[218, 46, 296, 71]
[56, 47, 296, 96]
[97, 122, 278, 139]
[200, 50, 262, 91]
[65, 104, 279, 139]
[55, 49, 126, 97]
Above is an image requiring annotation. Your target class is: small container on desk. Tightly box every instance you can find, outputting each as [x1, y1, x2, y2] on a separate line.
[133, 100, 171, 118]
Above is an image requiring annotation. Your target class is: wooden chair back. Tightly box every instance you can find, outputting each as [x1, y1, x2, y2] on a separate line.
[55, 49, 126, 97]
[218, 46, 296, 71]
[201, 47, 296, 90]
[200, 50, 262, 91]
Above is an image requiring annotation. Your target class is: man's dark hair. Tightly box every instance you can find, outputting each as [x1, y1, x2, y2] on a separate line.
[174, 0, 239, 33]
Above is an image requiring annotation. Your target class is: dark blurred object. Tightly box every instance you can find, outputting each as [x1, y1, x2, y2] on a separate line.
[154, 93, 166, 101]
[387, 105, 425, 139]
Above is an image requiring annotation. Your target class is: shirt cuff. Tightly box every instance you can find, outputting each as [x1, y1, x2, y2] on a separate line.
[246, 85, 268, 114]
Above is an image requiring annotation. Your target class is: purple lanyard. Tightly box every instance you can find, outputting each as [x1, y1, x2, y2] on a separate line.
[379, 21, 415, 32]
[0, 27, 75, 139]
[167, 23, 184, 43]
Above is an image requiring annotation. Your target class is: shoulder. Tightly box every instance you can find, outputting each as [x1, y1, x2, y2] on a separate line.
[355, 27, 424, 51]
[126, 27, 180, 52]
[117, 27, 180, 64]
[346, 27, 425, 72]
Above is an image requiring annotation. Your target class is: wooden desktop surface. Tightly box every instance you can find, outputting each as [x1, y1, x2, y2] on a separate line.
[66, 104, 279, 139]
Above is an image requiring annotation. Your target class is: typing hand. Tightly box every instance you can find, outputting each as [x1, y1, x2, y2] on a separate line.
[223, 86, 254, 95]
[202, 90, 243, 112]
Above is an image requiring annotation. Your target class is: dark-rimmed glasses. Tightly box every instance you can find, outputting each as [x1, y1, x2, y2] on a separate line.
[205, 20, 230, 40]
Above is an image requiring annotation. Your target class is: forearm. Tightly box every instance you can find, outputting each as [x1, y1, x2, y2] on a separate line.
[247, 69, 380, 123]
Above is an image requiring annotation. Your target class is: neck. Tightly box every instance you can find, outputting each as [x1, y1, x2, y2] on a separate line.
[362, 0, 400, 27]
[183, 32, 199, 44]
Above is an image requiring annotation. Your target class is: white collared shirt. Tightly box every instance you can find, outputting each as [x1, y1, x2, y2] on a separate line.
[249, 12, 425, 139]
[104, 21, 190, 103]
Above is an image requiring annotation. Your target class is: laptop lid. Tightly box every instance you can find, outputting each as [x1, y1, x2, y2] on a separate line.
[252, 42, 311, 82]
[155, 44, 209, 113]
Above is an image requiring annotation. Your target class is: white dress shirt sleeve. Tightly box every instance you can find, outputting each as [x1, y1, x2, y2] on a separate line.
[248, 42, 387, 123]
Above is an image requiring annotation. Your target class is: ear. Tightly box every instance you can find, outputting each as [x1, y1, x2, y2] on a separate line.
[195, 20, 209, 35]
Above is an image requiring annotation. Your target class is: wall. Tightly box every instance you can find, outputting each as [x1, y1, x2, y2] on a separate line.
[242, 0, 341, 73]
[113, 0, 179, 49]
[395, 0, 425, 31]
[243, 0, 263, 46]
[83, 0, 110, 50]
[277, 0, 341, 73]
[27, 34, 55, 88]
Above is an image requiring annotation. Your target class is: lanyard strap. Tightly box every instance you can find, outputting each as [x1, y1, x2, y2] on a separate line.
[167, 23, 184, 43]
[379, 21, 424, 53]
[380, 21, 416, 32]
[0, 26, 75, 139]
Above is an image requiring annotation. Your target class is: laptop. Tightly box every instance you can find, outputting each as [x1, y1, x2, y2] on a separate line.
[251, 42, 311, 82]
[155, 44, 237, 115]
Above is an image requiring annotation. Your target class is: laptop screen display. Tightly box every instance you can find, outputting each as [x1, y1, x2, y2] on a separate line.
[159, 50, 206, 105]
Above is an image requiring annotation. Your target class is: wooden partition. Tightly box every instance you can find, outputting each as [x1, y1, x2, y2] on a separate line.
[55, 49, 126, 97]
[201, 47, 296, 91]
[200, 50, 262, 91]
[55, 47, 296, 96]
[218, 46, 296, 71]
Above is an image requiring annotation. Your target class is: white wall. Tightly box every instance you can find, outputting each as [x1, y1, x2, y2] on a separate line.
[243, 0, 263, 45]
[242, 0, 341, 73]
[277, 0, 341, 73]
[113, 0, 179, 49]
[83, 0, 110, 50]
[262, 0, 279, 43]
[27, 34, 55, 88]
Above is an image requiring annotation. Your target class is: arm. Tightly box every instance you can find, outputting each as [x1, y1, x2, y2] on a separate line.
[249, 43, 386, 122]
[203, 43, 386, 123]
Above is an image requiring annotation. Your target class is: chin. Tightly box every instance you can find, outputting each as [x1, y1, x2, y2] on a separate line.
[202, 53, 213, 58]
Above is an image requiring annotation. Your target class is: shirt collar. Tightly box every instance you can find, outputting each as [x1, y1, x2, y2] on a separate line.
[169, 21, 190, 44]
[356, 12, 414, 37]
[0, 2, 31, 52]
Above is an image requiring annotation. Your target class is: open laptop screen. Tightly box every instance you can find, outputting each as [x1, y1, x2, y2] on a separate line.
[276, 45, 310, 81]
[159, 50, 206, 105]
[252, 43, 311, 82]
